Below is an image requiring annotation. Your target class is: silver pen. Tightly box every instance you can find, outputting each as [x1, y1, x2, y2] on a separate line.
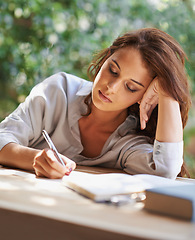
[42, 130, 66, 167]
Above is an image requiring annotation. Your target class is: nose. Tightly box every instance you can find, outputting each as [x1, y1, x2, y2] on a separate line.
[107, 79, 121, 93]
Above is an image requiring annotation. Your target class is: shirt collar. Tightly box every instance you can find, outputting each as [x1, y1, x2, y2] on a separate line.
[118, 114, 138, 136]
[76, 81, 93, 96]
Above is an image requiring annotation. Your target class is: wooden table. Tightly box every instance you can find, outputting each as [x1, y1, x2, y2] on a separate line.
[0, 166, 195, 240]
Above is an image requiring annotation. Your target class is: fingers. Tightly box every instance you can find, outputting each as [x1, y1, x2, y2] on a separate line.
[33, 150, 65, 179]
[34, 163, 51, 178]
[140, 103, 155, 129]
[139, 80, 159, 129]
[33, 149, 76, 179]
[140, 109, 148, 130]
[61, 154, 76, 174]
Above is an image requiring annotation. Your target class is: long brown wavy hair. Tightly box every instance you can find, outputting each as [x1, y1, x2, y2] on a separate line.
[86, 28, 191, 177]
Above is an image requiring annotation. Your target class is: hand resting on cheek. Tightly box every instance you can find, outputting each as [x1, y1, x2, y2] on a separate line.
[139, 78, 159, 130]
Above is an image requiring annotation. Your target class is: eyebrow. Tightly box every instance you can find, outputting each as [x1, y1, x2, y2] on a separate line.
[112, 59, 121, 70]
[130, 79, 145, 88]
[111, 59, 145, 88]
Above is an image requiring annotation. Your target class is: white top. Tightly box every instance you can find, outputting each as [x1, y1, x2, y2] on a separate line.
[0, 72, 183, 178]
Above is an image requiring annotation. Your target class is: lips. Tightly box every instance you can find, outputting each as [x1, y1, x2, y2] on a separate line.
[98, 90, 112, 103]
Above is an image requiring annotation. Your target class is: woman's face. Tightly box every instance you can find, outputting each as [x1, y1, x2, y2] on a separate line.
[92, 47, 152, 113]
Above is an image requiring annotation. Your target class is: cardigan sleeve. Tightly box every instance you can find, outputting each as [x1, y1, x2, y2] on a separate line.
[0, 72, 69, 150]
[117, 135, 183, 179]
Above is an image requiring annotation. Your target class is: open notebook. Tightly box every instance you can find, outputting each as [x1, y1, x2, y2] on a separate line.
[63, 171, 189, 202]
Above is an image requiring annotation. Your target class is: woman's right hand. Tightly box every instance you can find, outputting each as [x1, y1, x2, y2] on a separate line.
[33, 148, 76, 179]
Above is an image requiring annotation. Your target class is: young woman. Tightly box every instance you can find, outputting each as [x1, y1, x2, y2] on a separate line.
[0, 28, 191, 179]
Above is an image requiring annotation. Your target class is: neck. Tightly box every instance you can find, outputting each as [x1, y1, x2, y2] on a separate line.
[86, 104, 128, 131]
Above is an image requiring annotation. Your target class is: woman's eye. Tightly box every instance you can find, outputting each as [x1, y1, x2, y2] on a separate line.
[109, 66, 118, 76]
[126, 84, 137, 93]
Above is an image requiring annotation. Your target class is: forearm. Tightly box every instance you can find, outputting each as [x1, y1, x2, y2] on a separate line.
[156, 92, 183, 142]
[0, 143, 40, 171]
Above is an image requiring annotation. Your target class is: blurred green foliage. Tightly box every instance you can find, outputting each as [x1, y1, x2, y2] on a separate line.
[0, 0, 195, 176]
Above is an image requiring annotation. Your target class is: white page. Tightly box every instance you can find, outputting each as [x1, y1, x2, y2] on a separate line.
[63, 172, 189, 201]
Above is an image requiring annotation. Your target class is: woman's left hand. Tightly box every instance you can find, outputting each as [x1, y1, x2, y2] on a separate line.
[139, 78, 159, 130]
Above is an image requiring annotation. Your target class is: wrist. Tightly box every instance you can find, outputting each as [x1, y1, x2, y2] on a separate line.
[158, 91, 178, 105]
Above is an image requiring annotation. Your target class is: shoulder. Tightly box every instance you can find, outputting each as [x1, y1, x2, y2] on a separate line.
[30, 72, 92, 99]
[43, 72, 89, 87]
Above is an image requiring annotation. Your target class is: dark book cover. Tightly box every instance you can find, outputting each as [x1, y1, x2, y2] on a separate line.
[144, 184, 195, 221]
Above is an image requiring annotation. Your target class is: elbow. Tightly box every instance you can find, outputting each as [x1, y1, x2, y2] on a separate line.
[155, 166, 181, 179]
[153, 158, 183, 179]
[152, 140, 184, 179]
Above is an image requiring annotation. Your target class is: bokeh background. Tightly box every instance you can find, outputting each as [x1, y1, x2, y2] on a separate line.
[0, 0, 195, 177]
